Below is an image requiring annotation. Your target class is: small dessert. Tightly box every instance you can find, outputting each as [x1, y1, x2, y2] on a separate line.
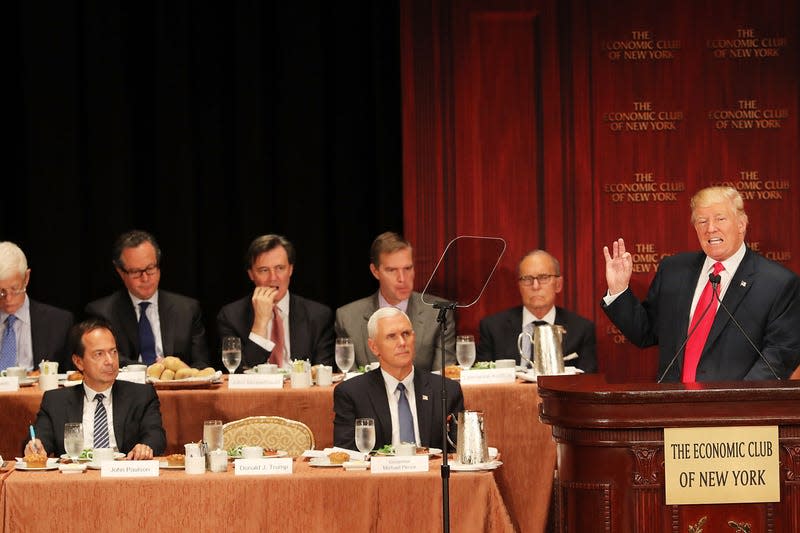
[67, 371, 83, 381]
[444, 365, 461, 379]
[263, 448, 278, 457]
[166, 454, 185, 467]
[24, 452, 48, 468]
[327, 451, 350, 464]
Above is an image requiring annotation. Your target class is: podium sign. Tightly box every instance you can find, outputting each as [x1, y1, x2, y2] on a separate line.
[664, 426, 779, 505]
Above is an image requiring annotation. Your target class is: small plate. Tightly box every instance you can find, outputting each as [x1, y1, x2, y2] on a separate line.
[61, 452, 125, 462]
[309, 458, 343, 468]
[450, 460, 503, 472]
[343, 460, 370, 471]
[58, 463, 87, 474]
[159, 462, 185, 470]
[15, 458, 59, 471]
[18, 377, 39, 387]
[376, 447, 443, 457]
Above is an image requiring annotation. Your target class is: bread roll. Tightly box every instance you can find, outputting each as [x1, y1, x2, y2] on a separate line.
[174, 367, 198, 380]
[162, 356, 189, 372]
[160, 369, 175, 381]
[147, 363, 165, 378]
[196, 367, 216, 377]
[68, 371, 83, 381]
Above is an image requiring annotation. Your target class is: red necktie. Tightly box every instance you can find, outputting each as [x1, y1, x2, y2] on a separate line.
[682, 262, 725, 382]
[268, 307, 285, 366]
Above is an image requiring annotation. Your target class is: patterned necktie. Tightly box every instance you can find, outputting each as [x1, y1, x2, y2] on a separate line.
[0, 315, 17, 370]
[396, 383, 416, 444]
[93, 393, 110, 448]
[138, 302, 156, 364]
[268, 307, 285, 366]
[682, 262, 725, 383]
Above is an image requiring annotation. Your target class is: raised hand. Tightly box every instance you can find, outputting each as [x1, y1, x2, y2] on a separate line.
[251, 286, 279, 336]
[603, 238, 633, 295]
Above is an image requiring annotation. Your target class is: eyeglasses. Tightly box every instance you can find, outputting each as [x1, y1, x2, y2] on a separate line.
[253, 265, 289, 276]
[518, 274, 559, 286]
[121, 265, 160, 279]
[0, 286, 26, 300]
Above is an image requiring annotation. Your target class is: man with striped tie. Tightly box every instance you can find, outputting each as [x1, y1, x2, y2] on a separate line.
[24, 318, 166, 459]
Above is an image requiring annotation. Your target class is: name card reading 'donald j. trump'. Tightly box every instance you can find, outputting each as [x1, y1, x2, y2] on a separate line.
[371, 455, 429, 474]
[235, 457, 293, 475]
[101, 460, 159, 477]
[228, 373, 284, 389]
[459, 368, 516, 385]
[663, 426, 779, 505]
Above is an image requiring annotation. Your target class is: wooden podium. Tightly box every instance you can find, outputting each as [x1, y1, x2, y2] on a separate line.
[538, 375, 800, 533]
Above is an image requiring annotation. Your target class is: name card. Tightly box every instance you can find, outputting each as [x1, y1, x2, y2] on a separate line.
[234, 457, 293, 475]
[116, 371, 146, 384]
[228, 374, 284, 389]
[371, 455, 429, 474]
[664, 426, 779, 505]
[459, 368, 516, 385]
[101, 460, 159, 477]
[0, 377, 20, 392]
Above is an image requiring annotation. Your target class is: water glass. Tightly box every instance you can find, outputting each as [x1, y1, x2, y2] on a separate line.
[456, 335, 476, 370]
[222, 336, 242, 374]
[203, 420, 224, 452]
[355, 418, 376, 455]
[335, 337, 355, 374]
[64, 423, 84, 463]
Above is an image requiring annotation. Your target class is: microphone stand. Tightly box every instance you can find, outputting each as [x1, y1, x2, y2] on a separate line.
[434, 300, 456, 533]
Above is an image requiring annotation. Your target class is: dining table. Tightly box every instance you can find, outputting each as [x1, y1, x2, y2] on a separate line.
[1, 377, 555, 532]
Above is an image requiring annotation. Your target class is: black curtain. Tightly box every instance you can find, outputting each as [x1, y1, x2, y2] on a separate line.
[7, 1, 402, 352]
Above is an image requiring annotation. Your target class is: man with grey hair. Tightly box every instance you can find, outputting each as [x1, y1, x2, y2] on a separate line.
[0, 241, 74, 371]
[85, 230, 209, 369]
[335, 231, 456, 372]
[477, 249, 597, 372]
[217, 234, 334, 370]
[333, 307, 463, 451]
[602, 186, 800, 382]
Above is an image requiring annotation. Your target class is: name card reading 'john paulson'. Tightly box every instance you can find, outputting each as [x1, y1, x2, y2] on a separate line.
[664, 426, 779, 505]
[101, 460, 159, 478]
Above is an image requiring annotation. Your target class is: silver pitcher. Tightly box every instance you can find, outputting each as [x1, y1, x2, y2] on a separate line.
[517, 323, 567, 375]
[454, 411, 489, 464]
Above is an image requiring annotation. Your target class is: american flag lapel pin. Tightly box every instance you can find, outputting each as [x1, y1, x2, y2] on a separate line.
[422, 395, 429, 401]
[740, 280, 747, 287]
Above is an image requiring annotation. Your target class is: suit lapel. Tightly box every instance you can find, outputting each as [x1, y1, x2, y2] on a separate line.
[413, 370, 433, 445]
[288, 294, 307, 356]
[69, 385, 86, 423]
[110, 381, 130, 450]
[113, 292, 140, 360]
[158, 292, 173, 354]
[28, 299, 45, 366]
[359, 294, 380, 363]
[366, 371, 393, 446]
[407, 294, 428, 357]
[705, 249, 755, 350]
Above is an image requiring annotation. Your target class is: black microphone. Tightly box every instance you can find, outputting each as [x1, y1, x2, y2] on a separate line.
[657, 272, 720, 383]
[709, 274, 781, 380]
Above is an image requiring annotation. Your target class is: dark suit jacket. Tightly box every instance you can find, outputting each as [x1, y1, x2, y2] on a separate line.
[216, 293, 335, 369]
[477, 306, 598, 372]
[27, 380, 166, 456]
[335, 291, 456, 372]
[602, 248, 800, 382]
[333, 367, 464, 451]
[29, 298, 75, 370]
[85, 290, 209, 369]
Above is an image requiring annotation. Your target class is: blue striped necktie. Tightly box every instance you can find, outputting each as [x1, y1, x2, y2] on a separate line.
[138, 302, 156, 364]
[396, 383, 416, 444]
[0, 315, 17, 370]
[93, 393, 110, 448]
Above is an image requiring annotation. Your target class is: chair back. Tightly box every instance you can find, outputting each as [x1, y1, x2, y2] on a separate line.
[222, 416, 315, 456]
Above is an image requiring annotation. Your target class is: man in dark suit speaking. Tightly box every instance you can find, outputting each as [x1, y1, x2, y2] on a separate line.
[85, 230, 209, 369]
[217, 234, 334, 370]
[602, 186, 800, 382]
[477, 250, 597, 373]
[333, 307, 463, 451]
[24, 317, 166, 459]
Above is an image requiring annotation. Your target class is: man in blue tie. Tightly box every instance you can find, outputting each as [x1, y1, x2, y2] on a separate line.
[24, 317, 166, 459]
[333, 307, 464, 451]
[85, 230, 209, 369]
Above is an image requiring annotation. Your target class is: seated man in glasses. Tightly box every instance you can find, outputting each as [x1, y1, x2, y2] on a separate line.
[0, 241, 74, 371]
[85, 230, 210, 368]
[476, 250, 597, 373]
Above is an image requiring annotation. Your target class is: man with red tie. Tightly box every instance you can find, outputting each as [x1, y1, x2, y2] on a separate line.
[601, 186, 800, 382]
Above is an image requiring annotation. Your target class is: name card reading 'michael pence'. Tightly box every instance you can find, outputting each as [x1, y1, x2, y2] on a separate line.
[0, 377, 20, 392]
[235, 457, 293, 475]
[101, 460, 159, 477]
[371, 455, 429, 474]
[459, 367, 516, 385]
[228, 373, 284, 389]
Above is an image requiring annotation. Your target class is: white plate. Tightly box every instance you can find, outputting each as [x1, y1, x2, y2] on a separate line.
[228, 450, 289, 459]
[61, 452, 125, 462]
[58, 463, 87, 474]
[159, 462, 185, 470]
[309, 458, 343, 468]
[450, 460, 503, 472]
[18, 377, 39, 387]
[376, 447, 443, 457]
[15, 458, 59, 471]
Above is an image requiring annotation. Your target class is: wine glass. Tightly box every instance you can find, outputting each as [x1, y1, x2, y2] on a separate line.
[456, 335, 476, 370]
[355, 418, 376, 457]
[222, 336, 242, 374]
[335, 337, 355, 375]
[64, 422, 84, 464]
